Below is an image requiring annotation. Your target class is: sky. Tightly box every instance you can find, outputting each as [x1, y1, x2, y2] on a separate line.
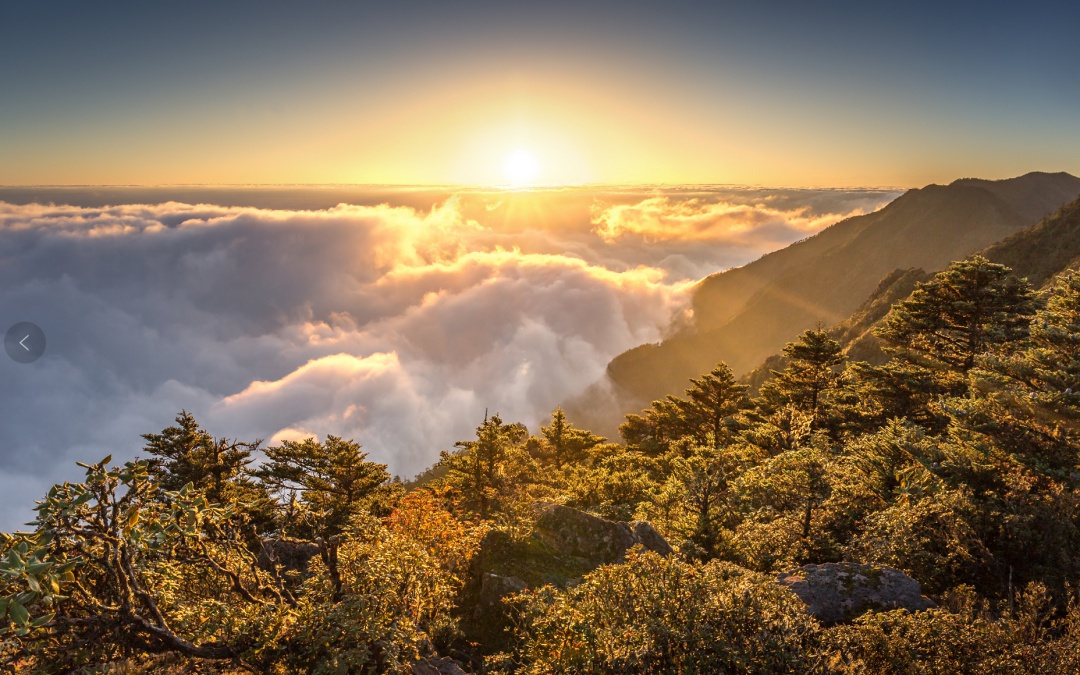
[1, 0, 1079, 187]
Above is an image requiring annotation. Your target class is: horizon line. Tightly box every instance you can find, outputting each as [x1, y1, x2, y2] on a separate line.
[0, 181, 915, 192]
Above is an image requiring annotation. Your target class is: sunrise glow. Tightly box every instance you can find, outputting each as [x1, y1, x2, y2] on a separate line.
[503, 150, 539, 186]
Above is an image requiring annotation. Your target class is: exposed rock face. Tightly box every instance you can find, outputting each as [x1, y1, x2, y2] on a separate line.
[478, 573, 527, 613]
[777, 562, 936, 623]
[631, 521, 674, 557]
[532, 502, 672, 564]
[411, 656, 469, 675]
[257, 537, 320, 574]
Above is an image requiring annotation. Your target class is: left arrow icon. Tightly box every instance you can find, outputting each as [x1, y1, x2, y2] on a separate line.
[5, 322, 45, 363]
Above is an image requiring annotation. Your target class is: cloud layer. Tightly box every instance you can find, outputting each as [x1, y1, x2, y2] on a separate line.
[0, 186, 898, 529]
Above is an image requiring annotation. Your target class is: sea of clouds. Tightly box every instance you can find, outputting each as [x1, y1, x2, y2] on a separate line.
[0, 186, 899, 529]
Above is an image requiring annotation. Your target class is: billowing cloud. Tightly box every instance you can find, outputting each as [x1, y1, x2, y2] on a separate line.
[0, 186, 898, 529]
[591, 194, 890, 248]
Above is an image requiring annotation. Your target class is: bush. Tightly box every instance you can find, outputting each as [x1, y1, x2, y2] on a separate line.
[825, 584, 1080, 674]
[509, 550, 826, 674]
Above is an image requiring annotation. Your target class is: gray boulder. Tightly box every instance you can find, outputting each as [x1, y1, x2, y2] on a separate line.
[478, 572, 527, 612]
[532, 502, 672, 565]
[257, 537, 320, 574]
[411, 656, 469, 675]
[631, 521, 674, 557]
[777, 562, 936, 623]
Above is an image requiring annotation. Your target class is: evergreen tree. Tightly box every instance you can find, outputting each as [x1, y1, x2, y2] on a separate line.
[667, 443, 742, 559]
[540, 407, 605, 467]
[141, 411, 274, 530]
[255, 436, 394, 538]
[255, 436, 396, 599]
[845, 360, 949, 434]
[969, 269, 1080, 471]
[620, 362, 747, 454]
[439, 413, 521, 518]
[769, 329, 845, 426]
[876, 256, 1036, 375]
[735, 442, 835, 568]
[751, 329, 845, 449]
[620, 395, 693, 455]
[683, 363, 749, 449]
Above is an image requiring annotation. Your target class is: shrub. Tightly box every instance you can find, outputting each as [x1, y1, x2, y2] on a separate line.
[509, 550, 826, 674]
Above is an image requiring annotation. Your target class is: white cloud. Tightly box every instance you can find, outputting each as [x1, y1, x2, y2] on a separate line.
[0, 187, 897, 529]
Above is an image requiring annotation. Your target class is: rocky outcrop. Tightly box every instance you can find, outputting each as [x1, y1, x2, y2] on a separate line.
[411, 656, 469, 675]
[777, 562, 936, 624]
[478, 573, 527, 614]
[631, 521, 674, 557]
[257, 537, 320, 574]
[532, 502, 672, 565]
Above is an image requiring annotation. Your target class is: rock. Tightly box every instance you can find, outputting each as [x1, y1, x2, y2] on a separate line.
[411, 656, 469, 675]
[478, 573, 527, 612]
[257, 537, 320, 574]
[532, 502, 672, 565]
[631, 521, 674, 557]
[777, 562, 937, 624]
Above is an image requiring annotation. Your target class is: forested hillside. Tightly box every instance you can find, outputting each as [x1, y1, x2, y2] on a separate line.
[4, 252, 1080, 673]
[602, 172, 1080, 414]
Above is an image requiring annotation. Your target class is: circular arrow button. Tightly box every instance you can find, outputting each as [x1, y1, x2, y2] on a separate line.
[5, 322, 46, 364]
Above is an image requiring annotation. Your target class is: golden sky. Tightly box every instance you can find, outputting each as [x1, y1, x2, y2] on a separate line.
[2, 2, 1078, 187]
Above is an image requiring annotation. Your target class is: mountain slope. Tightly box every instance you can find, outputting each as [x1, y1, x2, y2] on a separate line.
[604, 172, 1080, 410]
[982, 193, 1080, 287]
[746, 192, 1080, 392]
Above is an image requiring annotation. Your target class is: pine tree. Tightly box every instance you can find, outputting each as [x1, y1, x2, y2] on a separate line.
[755, 329, 845, 443]
[845, 359, 950, 434]
[141, 411, 274, 530]
[876, 256, 1036, 375]
[969, 269, 1080, 470]
[439, 413, 520, 518]
[142, 410, 215, 493]
[255, 436, 394, 538]
[540, 407, 605, 467]
[620, 362, 747, 454]
[684, 364, 749, 449]
[668, 443, 742, 560]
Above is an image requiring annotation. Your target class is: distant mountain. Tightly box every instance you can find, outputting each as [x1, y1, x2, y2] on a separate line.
[982, 192, 1080, 287]
[746, 191, 1080, 394]
[599, 172, 1080, 416]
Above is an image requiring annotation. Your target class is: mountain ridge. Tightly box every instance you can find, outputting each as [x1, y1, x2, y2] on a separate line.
[587, 172, 1080, 429]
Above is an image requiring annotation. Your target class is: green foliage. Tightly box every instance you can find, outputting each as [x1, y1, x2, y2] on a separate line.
[8, 258, 1080, 672]
[266, 497, 483, 674]
[734, 441, 837, 570]
[876, 256, 1037, 375]
[826, 584, 1080, 674]
[438, 413, 530, 520]
[844, 360, 950, 434]
[3, 450, 482, 674]
[509, 550, 825, 674]
[256, 435, 396, 539]
[848, 487, 991, 595]
[766, 329, 846, 431]
[621, 363, 748, 454]
[539, 407, 606, 467]
[968, 269, 1080, 471]
[2, 456, 285, 671]
[559, 443, 659, 522]
[744, 330, 846, 454]
[142, 411, 277, 535]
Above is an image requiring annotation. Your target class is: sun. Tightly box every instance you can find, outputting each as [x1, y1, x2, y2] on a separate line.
[503, 149, 539, 186]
